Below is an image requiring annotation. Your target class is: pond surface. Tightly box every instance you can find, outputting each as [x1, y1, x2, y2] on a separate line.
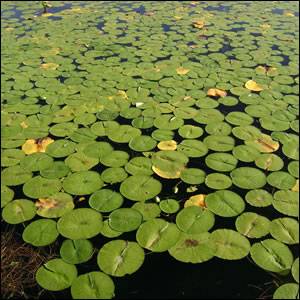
[1, 1, 299, 299]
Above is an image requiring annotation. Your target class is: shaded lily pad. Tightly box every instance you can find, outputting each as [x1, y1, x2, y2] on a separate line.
[71, 272, 115, 299]
[292, 258, 299, 283]
[22, 219, 59, 246]
[97, 240, 144, 277]
[36, 258, 77, 291]
[57, 208, 103, 239]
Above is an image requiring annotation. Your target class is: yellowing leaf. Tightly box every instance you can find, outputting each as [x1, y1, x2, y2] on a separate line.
[207, 88, 227, 97]
[245, 80, 264, 92]
[20, 121, 28, 128]
[117, 90, 128, 99]
[176, 66, 190, 75]
[41, 13, 53, 17]
[22, 137, 54, 154]
[40, 62, 59, 70]
[260, 23, 271, 29]
[291, 180, 299, 192]
[248, 134, 279, 153]
[157, 140, 177, 151]
[174, 15, 183, 20]
[284, 11, 294, 17]
[5, 27, 14, 31]
[152, 166, 182, 179]
[193, 20, 205, 29]
[35, 198, 58, 209]
[184, 194, 207, 208]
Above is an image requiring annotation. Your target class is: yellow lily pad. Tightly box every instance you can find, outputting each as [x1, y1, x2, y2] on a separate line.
[176, 67, 190, 75]
[184, 194, 207, 208]
[40, 63, 59, 70]
[207, 88, 227, 97]
[41, 13, 53, 17]
[245, 80, 264, 92]
[291, 180, 299, 192]
[246, 134, 279, 153]
[152, 166, 182, 179]
[157, 140, 177, 151]
[193, 20, 205, 29]
[20, 121, 28, 128]
[22, 137, 54, 154]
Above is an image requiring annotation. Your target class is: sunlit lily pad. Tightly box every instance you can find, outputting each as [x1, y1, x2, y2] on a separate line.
[267, 171, 296, 190]
[231, 167, 266, 189]
[273, 190, 299, 217]
[270, 218, 299, 245]
[1, 165, 32, 186]
[273, 283, 299, 300]
[205, 173, 232, 189]
[205, 153, 238, 172]
[131, 202, 161, 221]
[245, 189, 273, 207]
[255, 154, 284, 171]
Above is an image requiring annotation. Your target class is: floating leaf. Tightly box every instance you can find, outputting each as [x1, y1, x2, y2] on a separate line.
[245, 80, 264, 91]
[97, 240, 144, 277]
[205, 173, 232, 189]
[267, 171, 296, 190]
[1, 165, 32, 186]
[71, 272, 115, 299]
[157, 140, 177, 151]
[36, 258, 77, 291]
[159, 199, 180, 214]
[292, 258, 299, 283]
[250, 239, 294, 272]
[57, 208, 103, 239]
[22, 137, 54, 154]
[207, 88, 227, 97]
[176, 66, 190, 75]
[273, 283, 299, 300]
[131, 202, 161, 221]
[245, 134, 279, 153]
[245, 189, 273, 207]
[205, 153, 238, 172]
[180, 168, 206, 184]
[270, 218, 299, 244]
[1, 184, 14, 208]
[184, 194, 206, 208]
[231, 167, 266, 189]
[273, 190, 299, 217]
[40, 62, 59, 70]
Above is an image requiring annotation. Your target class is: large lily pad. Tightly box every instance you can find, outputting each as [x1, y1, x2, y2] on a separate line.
[1, 165, 32, 186]
[230, 167, 266, 189]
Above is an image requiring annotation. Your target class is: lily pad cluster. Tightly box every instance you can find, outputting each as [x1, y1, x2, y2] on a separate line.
[1, 1, 299, 299]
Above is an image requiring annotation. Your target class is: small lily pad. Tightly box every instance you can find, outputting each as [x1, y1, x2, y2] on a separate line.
[1, 184, 14, 208]
[245, 189, 273, 207]
[255, 154, 284, 171]
[292, 258, 299, 283]
[203, 135, 235, 152]
[125, 157, 153, 176]
[129, 135, 157, 152]
[159, 199, 180, 214]
[232, 145, 260, 162]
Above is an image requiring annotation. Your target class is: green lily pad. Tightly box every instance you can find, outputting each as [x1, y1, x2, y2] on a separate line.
[60, 239, 94, 264]
[108, 125, 141, 143]
[36, 192, 74, 218]
[267, 171, 296, 190]
[180, 168, 206, 184]
[120, 175, 162, 201]
[232, 145, 260, 162]
[205, 190, 245, 217]
[292, 258, 299, 283]
[65, 152, 99, 172]
[151, 129, 175, 141]
[205, 173, 232, 189]
[100, 220, 123, 238]
[46, 140, 76, 158]
[36, 258, 77, 291]
[49, 122, 78, 137]
[22, 219, 59, 246]
[193, 108, 224, 124]
[273, 283, 299, 300]
[209, 229, 250, 260]
[245, 189, 273, 207]
[129, 135, 157, 152]
[108, 208, 143, 232]
[159, 199, 180, 214]
[71, 272, 115, 299]
[136, 218, 181, 252]
[178, 125, 203, 139]
[1, 165, 32, 186]
[23, 176, 62, 198]
[20, 152, 54, 172]
[97, 240, 145, 277]
[231, 167, 266, 189]
[100, 151, 129, 167]
[288, 161, 299, 178]
[153, 114, 184, 130]
[57, 208, 103, 239]
[2, 199, 36, 224]
[205, 153, 238, 172]
[255, 154, 284, 171]
[176, 206, 215, 234]
[250, 239, 294, 273]
[177, 140, 208, 157]
[282, 142, 299, 160]
[270, 218, 299, 245]
[101, 167, 128, 184]
[225, 111, 253, 126]
[125, 157, 153, 176]
[235, 212, 270, 239]
[203, 135, 235, 152]
[40, 161, 70, 179]
[83, 141, 114, 159]
[1, 184, 14, 208]
[62, 171, 103, 195]
[232, 125, 261, 141]
[205, 122, 232, 136]
[273, 190, 299, 217]
[1, 149, 25, 167]
[168, 232, 215, 263]
[89, 189, 123, 213]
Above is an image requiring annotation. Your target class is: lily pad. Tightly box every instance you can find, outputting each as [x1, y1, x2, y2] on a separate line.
[255, 154, 284, 171]
[232, 145, 260, 162]
[46, 140, 76, 158]
[60, 239, 94, 264]
[62, 171, 103, 195]
[273, 283, 299, 300]
[100, 151, 129, 167]
[178, 125, 203, 139]
[292, 258, 299, 283]
[205, 173, 232, 189]
[176, 206, 214, 234]
[1, 184, 14, 208]
[65, 152, 99, 172]
[125, 157, 153, 176]
[205, 153, 238, 172]
[209, 229, 250, 260]
[245, 189, 273, 207]
[267, 171, 296, 190]
[231, 167, 266, 189]
[36, 258, 77, 291]
[101, 167, 128, 184]
[250, 239, 294, 272]
[131, 202, 161, 221]
[159, 199, 180, 214]
[40, 161, 70, 179]
[22, 219, 59, 246]
[97, 240, 144, 277]
[205, 190, 245, 217]
[203, 135, 235, 152]
[273, 191, 299, 217]
[120, 175, 162, 201]
[129, 135, 157, 152]
[177, 140, 208, 157]
[270, 218, 299, 244]
[108, 208, 143, 232]
[2, 199, 36, 224]
[71, 272, 115, 299]
[168, 232, 215, 263]
[1, 165, 32, 186]
[235, 212, 270, 238]
[136, 218, 181, 252]
[57, 208, 103, 239]
[180, 168, 206, 184]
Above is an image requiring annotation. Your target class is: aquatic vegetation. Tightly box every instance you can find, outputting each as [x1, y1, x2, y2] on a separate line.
[1, 0, 299, 299]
